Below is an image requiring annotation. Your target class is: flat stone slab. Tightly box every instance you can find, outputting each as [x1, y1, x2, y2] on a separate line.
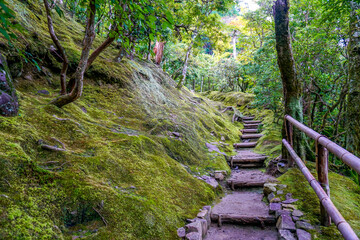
[211, 192, 274, 222]
[227, 169, 277, 189]
[241, 129, 259, 133]
[241, 134, 264, 139]
[231, 151, 267, 164]
[233, 142, 257, 148]
[205, 224, 278, 240]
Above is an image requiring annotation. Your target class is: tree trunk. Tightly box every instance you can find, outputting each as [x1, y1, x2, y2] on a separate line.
[346, 2, 360, 162]
[44, 0, 68, 95]
[273, 0, 305, 160]
[177, 29, 198, 89]
[154, 41, 166, 65]
[232, 30, 237, 59]
[50, 0, 96, 108]
[200, 76, 203, 92]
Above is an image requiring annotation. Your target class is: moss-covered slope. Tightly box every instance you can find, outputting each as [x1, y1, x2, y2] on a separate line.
[0, 1, 246, 239]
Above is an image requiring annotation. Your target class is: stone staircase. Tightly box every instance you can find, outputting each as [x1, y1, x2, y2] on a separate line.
[205, 116, 279, 240]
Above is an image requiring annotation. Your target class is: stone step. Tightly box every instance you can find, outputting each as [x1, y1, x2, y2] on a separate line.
[241, 134, 264, 139]
[233, 142, 257, 148]
[227, 170, 277, 190]
[244, 124, 262, 129]
[241, 129, 259, 133]
[243, 120, 262, 124]
[242, 116, 255, 120]
[231, 162, 264, 168]
[211, 214, 276, 227]
[230, 155, 267, 163]
[209, 192, 276, 228]
[228, 179, 268, 189]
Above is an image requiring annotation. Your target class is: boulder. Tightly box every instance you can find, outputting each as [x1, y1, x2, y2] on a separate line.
[269, 202, 281, 214]
[0, 53, 18, 116]
[214, 171, 225, 181]
[296, 229, 312, 240]
[276, 215, 296, 231]
[296, 221, 315, 231]
[197, 208, 211, 228]
[278, 229, 296, 240]
[267, 192, 276, 202]
[275, 209, 292, 219]
[177, 227, 186, 238]
[185, 232, 201, 240]
[201, 175, 219, 189]
[263, 183, 277, 196]
[292, 209, 304, 217]
[185, 220, 202, 234]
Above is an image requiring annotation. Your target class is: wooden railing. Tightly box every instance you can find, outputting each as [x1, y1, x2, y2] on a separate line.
[283, 115, 360, 240]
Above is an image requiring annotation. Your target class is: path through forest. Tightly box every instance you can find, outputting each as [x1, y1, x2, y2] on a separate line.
[205, 117, 279, 240]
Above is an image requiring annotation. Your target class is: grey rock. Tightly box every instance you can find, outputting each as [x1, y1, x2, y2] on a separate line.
[296, 221, 315, 231]
[37, 89, 50, 95]
[296, 229, 312, 240]
[185, 232, 201, 240]
[292, 209, 304, 217]
[185, 220, 202, 234]
[277, 190, 284, 195]
[81, 107, 87, 113]
[269, 202, 282, 214]
[177, 227, 186, 238]
[201, 175, 219, 189]
[264, 183, 277, 196]
[292, 216, 300, 222]
[214, 171, 225, 181]
[282, 204, 296, 210]
[267, 192, 276, 202]
[285, 193, 292, 200]
[0, 53, 18, 117]
[197, 218, 207, 238]
[275, 209, 292, 218]
[282, 198, 299, 204]
[276, 214, 296, 231]
[278, 229, 296, 240]
[271, 197, 281, 203]
[197, 209, 211, 228]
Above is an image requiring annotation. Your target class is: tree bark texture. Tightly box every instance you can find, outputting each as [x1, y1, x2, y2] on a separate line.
[44, 0, 68, 95]
[177, 29, 198, 89]
[273, 0, 305, 160]
[346, 2, 360, 162]
[50, 0, 96, 107]
[153, 41, 166, 65]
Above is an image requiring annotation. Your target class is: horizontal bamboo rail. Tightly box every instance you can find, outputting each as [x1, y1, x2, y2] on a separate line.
[283, 114, 360, 240]
[285, 115, 360, 174]
[283, 139, 359, 240]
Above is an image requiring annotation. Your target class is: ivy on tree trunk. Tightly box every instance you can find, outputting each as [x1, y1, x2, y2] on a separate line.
[273, 0, 306, 161]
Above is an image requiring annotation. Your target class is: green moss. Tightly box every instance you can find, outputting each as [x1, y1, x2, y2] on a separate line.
[201, 91, 255, 107]
[279, 167, 360, 239]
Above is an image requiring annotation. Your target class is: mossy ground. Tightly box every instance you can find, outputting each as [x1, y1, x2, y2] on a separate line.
[0, 0, 244, 239]
[279, 167, 360, 239]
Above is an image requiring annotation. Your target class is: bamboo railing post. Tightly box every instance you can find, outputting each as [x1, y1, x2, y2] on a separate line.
[316, 143, 331, 226]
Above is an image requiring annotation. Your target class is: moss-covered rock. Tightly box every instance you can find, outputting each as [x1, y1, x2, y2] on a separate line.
[0, 53, 18, 116]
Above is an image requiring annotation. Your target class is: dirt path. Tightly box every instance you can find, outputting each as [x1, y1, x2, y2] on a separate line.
[205, 116, 279, 240]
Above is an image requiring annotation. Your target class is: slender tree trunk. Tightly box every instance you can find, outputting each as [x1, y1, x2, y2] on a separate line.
[147, 37, 151, 61]
[44, 0, 68, 95]
[232, 30, 237, 59]
[154, 41, 166, 65]
[50, 0, 96, 107]
[346, 1, 360, 164]
[177, 29, 198, 89]
[273, 0, 305, 161]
